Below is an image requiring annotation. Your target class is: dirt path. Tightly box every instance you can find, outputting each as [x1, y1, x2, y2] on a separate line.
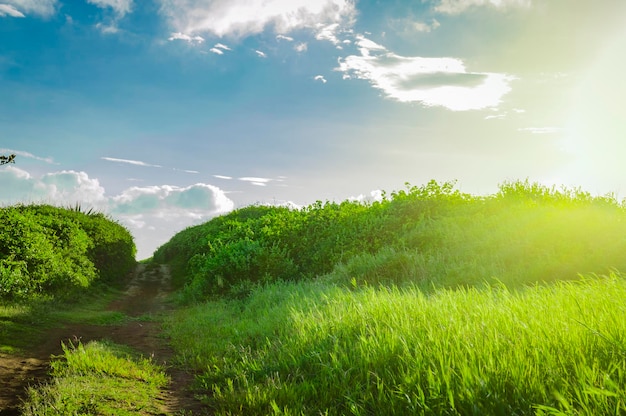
[0, 264, 209, 415]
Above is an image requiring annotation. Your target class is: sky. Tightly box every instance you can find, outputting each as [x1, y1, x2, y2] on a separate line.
[2, 0, 626, 259]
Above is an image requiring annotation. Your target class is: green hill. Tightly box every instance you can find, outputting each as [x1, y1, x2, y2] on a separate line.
[155, 180, 626, 415]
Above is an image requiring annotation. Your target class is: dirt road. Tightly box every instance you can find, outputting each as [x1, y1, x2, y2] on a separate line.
[0, 264, 207, 415]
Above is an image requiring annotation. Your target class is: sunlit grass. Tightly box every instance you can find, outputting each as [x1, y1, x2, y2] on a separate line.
[167, 274, 626, 415]
[21, 340, 169, 415]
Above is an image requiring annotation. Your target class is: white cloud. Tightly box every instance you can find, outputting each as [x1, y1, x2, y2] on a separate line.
[213, 174, 232, 180]
[432, 0, 531, 14]
[87, 0, 132, 16]
[209, 42, 231, 54]
[0, 0, 56, 18]
[294, 42, 308, 52]
[0, 4, 24, 17]
[95, 22, 120, 34]
[0, 167, 106, 205]
[0, 166, 234, 259]
[314, 75, 327, 83]
[239, 177, 272, 186]
[0, 148, 55, 164]
[214, 42, 231, 50]
[102, 157, 163, 168]
[276, 34, 294, 42]
[518, 127, 564, 134]
[158, 0, 356, 40]
[336, 35, 514, 111]
[111, 183, 234, 258]
[255, 50, 267, 58]
[411, 19, 440, 33]
[168, 31, 205, 43]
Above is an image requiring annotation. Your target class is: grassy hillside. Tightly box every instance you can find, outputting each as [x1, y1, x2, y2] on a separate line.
[155, 180, 626, 300]
[156, 180, 626, 415]
[0, 204, 136, 301]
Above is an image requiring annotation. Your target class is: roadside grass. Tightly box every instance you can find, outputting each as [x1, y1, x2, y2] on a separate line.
[166, 273, 626, 415]
[20, 340, 169, 415]
[0, 286, 127, 354]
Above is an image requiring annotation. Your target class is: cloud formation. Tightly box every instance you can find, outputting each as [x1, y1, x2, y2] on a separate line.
[432, 0, 531, 14]
[87, 0, 132, 16]
[158, 0, 355, 40]
[336, 35, 513, 111]
[0, 148, 55, 164]
[0, 0, 56, 18]
[168, 32, 205, 43]
[102, 157, 163, 168]
[0, 167, 234, 259]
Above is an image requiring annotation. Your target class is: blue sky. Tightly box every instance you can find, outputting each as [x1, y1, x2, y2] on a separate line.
[2, 0, 626, 259]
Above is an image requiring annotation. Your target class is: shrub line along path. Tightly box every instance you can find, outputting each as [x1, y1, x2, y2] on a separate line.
[0, 264, 207, 415]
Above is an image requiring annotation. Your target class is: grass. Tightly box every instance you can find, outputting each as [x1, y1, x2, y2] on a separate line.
[165, 273, 626, 415]
[20, 340, 169, 415]
[0, 286, 128, 353]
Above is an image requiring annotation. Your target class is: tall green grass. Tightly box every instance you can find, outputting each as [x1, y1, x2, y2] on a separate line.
[166, 274, 626, 415]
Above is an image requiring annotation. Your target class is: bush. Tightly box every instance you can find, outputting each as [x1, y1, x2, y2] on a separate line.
[0, 204, 136, 301]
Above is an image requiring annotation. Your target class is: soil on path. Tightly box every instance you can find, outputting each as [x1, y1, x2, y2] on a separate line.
[0, 264, 209, 415]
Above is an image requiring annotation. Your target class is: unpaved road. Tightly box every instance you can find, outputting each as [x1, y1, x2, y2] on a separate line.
[0, 264, 208, 415]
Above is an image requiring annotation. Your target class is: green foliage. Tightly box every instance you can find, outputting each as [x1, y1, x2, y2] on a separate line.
[154, 179, 626, 301]
[167, 274, 626, 415]
[0, 204, 136, 301]
[21, 340, 168, 415]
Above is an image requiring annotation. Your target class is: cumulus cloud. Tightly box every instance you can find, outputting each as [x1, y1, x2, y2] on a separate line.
[294, 42, 308, 52]
[432, 0, 531, 14]
[0, 0, 56, 18]
[158, 0, 356, 41]
[111, 183, 234, 258]
[336, 35, 513, 111]
[102, 157, 163, 168]
[0, 166, 234, 259]
[0, 167, 106, 205]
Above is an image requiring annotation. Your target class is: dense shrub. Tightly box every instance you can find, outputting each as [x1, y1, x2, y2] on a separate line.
[0, 204, 136, 301]
[153, 180, 626, 301]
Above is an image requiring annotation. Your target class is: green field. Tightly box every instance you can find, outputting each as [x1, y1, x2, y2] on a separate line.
[5, 181, 626, 415]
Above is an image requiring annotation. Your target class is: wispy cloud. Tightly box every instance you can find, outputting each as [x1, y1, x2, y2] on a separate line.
[294, 42, 308, 52]
[0, 4, 24, 17]
[158, 0, 355, 41]
[213, 174, 233, 180]
[239, 176, 273, 187]
[0, 0, 57, 18]
[336, 35, 514, 111]
[255, 50, 267, 58]
[87, 0, 133, 16]
[0, 148, 55, 164]
[314, 75, 327, 84]
[518, 127, 564, 135]
[432, 0, 531, 14]
[168, 32, 205, 43]
[276, 34, 294, 42]
[101, 157, 163, 168]
[209, 43, 231, 55]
